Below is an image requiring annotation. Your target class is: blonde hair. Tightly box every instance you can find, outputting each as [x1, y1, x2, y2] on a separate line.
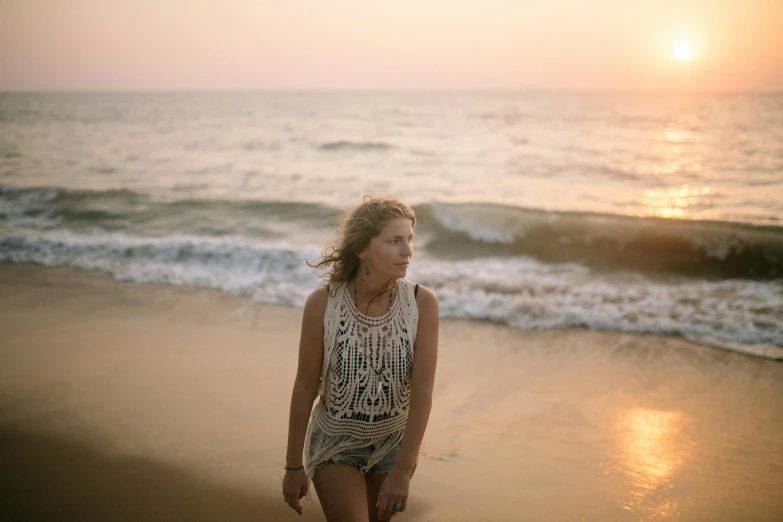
[307, 195, 416, 301]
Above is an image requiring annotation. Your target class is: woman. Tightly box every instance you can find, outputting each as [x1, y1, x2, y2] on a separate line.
[282, 196, 439, 521]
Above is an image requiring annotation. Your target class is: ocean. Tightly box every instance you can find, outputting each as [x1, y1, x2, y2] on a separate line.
[1, 91, 781, 357]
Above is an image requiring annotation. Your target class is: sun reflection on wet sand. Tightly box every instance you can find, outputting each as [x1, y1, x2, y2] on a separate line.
[605, 408, 693, 519]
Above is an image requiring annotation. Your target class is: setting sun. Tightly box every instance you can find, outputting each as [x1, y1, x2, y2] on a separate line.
[674, 42, 694, 61]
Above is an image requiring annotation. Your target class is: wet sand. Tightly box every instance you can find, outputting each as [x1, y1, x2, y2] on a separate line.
[1, 262, 782, 521]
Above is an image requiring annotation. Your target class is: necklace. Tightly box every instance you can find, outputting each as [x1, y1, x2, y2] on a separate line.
[352, 280, 395, 395]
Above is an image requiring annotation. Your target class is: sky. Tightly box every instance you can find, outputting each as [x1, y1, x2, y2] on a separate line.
[1, 0, 782, 92]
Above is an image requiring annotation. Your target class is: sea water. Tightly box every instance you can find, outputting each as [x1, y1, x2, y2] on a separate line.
[1, 91, 781, 355]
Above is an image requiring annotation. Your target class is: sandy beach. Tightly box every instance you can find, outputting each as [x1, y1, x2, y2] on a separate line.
[1, 262, 782, 521]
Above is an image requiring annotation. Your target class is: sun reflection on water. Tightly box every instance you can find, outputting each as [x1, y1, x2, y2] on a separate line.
[642, 184, 713, 218]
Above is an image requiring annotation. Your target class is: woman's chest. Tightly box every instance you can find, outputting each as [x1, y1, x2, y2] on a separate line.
[331, 315, 413, 374]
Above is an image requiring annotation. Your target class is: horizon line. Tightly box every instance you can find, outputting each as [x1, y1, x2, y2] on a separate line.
[1, 87, 782, 95]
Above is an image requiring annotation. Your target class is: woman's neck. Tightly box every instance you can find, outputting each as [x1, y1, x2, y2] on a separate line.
[352, 275, 396, 304]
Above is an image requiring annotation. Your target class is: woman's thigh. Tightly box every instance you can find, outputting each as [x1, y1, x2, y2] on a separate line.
[313, 462, 370, 522]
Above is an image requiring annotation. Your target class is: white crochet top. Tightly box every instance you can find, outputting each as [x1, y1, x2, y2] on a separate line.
[303, 277, 419, 497]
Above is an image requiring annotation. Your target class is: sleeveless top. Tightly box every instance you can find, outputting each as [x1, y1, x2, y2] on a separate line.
[302, 277, 419, 498]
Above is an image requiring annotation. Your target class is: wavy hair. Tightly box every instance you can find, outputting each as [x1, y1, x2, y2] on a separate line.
[307, 195, 416, 302]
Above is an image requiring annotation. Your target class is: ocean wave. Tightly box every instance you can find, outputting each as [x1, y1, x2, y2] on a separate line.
[0, 230, 322, 307]
[317, 141, 394, 151]
[414, 202, 783, 280]
[0, 184, 337, 237]
[243, 140, 281, 151]
[0, 184, 145, 204]
[1, 231, 781, 356]
[411, 256, 783, 350]
[3, 184, 782, 280]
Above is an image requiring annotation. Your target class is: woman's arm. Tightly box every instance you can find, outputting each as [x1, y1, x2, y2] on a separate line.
[285, 286, 328, 467]
[394, 285, 439, 475]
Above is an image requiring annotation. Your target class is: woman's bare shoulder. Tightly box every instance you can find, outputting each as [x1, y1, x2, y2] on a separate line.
[412, 283, 438, 307]
[307, 285, 331, 309]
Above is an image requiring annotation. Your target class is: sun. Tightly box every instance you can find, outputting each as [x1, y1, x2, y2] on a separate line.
[674, 42, 693, 61]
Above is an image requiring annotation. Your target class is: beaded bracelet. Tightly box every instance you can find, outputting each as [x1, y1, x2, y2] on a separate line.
[285, 464, 304, 471]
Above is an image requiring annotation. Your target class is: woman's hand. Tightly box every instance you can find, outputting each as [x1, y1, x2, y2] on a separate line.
[282, 469, 308, 515]
[376, 468, 411, 520]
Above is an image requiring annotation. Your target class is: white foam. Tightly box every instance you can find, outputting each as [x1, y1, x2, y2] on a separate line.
[685, 336, 783, 361]
[409, 257, 783, 353]
[2, 229, 781, 358]
[0, 229, 325, 307]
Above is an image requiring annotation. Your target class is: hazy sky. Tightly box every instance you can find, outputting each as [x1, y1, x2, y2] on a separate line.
[1, 0, 781, 92]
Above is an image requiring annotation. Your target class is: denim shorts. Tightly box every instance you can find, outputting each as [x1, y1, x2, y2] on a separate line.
[310, 435, 402, 474]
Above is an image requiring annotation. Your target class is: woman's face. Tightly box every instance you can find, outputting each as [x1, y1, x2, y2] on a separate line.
[360, 217, 414, 278]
